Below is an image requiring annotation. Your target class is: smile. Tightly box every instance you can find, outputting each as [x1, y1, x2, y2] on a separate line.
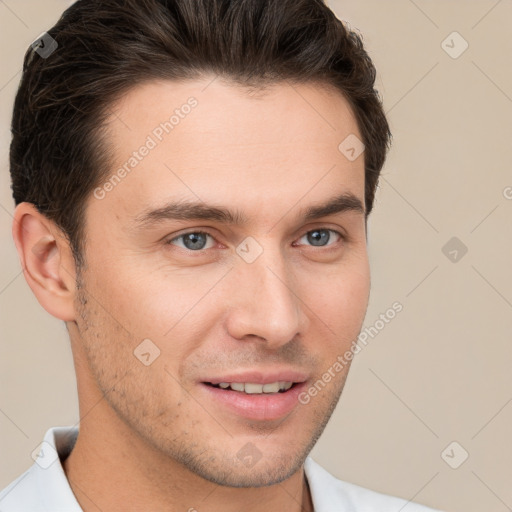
[200, 380, 308, 421]
[206, 381, 295, 394]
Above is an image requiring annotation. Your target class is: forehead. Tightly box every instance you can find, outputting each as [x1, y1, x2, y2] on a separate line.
[91, 77, 365, 225]
[107, 77, 360, 146]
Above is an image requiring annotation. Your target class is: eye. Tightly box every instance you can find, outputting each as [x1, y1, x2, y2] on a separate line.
[167, 231, 216, 251]
[165, 227, 344, 253]
[295, 228, 343, 248]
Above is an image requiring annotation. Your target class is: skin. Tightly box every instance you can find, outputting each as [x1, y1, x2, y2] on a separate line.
[12, 76, 370, 512]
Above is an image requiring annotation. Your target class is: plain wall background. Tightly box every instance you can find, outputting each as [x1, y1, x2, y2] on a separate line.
[1, 1, 511, 511]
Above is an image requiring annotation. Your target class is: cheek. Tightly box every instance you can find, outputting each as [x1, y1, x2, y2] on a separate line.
[299, 258, 370, 325]
[92, 264, 228, 377]
[75, 284, 188, 416]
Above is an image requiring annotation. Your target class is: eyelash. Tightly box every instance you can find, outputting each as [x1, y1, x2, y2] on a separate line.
[165, 228, 345, 252]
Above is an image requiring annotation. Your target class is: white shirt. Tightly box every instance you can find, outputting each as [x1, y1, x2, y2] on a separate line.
[0, 426, 442, 511]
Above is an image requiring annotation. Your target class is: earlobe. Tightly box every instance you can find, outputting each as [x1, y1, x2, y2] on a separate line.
[12, 202, 77, 322]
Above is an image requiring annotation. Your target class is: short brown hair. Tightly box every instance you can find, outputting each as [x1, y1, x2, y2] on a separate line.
[10, 0, 391, 269]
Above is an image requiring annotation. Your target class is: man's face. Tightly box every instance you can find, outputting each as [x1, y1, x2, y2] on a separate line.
[73, 77, 370, 487]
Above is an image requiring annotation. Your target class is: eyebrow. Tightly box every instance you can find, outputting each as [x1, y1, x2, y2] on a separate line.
[132, 192, 365, 230]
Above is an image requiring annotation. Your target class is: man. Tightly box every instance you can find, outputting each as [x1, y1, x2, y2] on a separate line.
[1, 0, 442, 510]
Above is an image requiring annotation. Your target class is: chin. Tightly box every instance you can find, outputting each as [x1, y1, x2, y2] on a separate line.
[180, 448, 306, 488]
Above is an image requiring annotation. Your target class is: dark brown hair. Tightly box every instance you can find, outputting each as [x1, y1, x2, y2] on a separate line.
[10, 0, 391, 269]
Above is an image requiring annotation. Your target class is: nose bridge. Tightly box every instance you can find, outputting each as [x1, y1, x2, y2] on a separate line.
[227, 242, 304, 346]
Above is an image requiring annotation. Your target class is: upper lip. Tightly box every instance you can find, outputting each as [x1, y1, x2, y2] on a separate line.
[202, 369, 309, 385]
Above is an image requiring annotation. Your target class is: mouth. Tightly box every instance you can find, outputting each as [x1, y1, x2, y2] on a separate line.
[203, 381, 297, 394]
[199, 379, 308, 421]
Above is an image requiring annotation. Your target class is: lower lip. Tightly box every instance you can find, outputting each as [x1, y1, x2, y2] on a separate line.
[200, 382, 308, 421]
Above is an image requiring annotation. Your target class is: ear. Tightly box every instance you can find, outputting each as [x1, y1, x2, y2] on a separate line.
[12, 202, 77, 322]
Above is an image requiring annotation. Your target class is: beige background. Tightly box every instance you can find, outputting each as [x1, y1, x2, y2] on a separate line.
[1, 1, 511, 511]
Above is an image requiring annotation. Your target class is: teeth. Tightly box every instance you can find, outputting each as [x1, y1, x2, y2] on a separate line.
[262, 382, 280, 393]
[213, 381, 294, 394]
[244, 383, 263, 394]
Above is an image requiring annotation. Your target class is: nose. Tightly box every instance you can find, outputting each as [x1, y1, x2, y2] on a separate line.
[225, 245, 308, 349]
